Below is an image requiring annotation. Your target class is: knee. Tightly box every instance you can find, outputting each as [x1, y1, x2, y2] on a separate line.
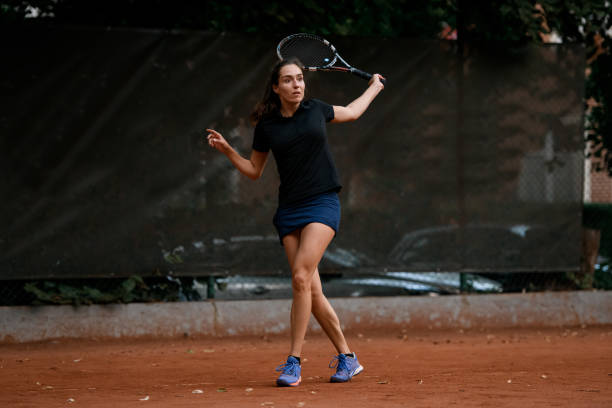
[292, 268, 312, 293]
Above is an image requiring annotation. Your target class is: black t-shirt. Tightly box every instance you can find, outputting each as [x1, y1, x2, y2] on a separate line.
[252, 99, 341, 207]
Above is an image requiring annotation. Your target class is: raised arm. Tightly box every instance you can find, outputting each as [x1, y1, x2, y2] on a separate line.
[206, 128, 269, 180]
[331, 74, 385, 123]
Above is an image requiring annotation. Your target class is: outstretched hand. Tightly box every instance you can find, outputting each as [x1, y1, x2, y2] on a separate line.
[205, 128, 231, 154]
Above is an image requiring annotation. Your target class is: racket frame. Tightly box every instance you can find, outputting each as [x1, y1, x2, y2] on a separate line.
[276, 33, 384, 83]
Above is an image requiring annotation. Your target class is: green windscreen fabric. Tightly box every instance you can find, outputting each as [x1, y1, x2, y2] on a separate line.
[0, 27, 585, 279]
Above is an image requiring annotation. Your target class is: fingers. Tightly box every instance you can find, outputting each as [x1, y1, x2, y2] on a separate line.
[372, 73, 385, 89]
[206, 128, 220, 137]
[205, 129, 220, 144]
[369, 74, 385, 88]
[204, 128, 226, 151]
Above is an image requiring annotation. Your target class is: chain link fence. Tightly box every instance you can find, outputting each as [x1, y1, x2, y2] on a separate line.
[2, 28, 609, 306]
[2, 267, 610, 306]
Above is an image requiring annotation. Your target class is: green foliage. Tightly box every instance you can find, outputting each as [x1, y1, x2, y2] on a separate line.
[583, 203, 612, 229]
[581, 203, 612, 290]
[459, 0, 545, 44]
[4, 1, 606, 44]
[1, 0, 451, 38]
[583, 203, 612, 258]
[594, 263, 612, 289]
[565, 270, 594, 289]
[586, 47, 612, 174]
[539, 0, 610, 43]
[23, 276, 184, 305]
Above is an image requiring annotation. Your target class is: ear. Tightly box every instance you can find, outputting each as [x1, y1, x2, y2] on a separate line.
[272, 83, 279, 94]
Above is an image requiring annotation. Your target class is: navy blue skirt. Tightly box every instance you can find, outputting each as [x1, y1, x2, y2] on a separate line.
[273, 191, 341, 245]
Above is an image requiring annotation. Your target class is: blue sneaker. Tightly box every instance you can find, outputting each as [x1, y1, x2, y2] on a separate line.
[329, 353, 363, 382]
[276, 356, 301, 387]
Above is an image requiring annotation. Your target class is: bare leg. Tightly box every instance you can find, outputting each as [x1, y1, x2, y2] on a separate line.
[282, 225, 350, 356]
[282, 223, 334, 357]
[282, 230, 300, 355]
[310, 268, 350, 354]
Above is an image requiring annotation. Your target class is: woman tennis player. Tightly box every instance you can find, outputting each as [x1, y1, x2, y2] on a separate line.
[206, 57, 384, 386]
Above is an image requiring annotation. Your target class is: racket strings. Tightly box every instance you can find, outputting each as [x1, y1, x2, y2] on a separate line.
[278, 35, 336, 68]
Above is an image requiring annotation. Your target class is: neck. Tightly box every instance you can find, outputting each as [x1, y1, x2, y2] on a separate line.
[279, 101, 300, 118]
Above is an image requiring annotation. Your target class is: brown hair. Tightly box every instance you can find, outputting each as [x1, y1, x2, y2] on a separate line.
[250, 57, 304, 126]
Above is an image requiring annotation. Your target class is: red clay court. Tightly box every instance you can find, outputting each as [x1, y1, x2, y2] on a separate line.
[2, 325, 611, 408]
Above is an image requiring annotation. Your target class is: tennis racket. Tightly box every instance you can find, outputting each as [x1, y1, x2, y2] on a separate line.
[277, 33, 386, 85]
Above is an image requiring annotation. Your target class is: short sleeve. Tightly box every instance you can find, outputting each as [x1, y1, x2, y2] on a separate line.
[312, 99, 335, 122]
[252, 122, 270, 152]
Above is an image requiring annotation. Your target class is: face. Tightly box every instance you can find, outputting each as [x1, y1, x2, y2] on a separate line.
[272, 64, 305, 105]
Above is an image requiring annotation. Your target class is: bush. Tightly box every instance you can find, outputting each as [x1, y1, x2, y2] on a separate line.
[583, 203, 612, 258]
[21, 276, 202, 306]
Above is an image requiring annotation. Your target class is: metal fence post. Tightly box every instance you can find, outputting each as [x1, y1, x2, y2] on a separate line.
[207, 276, 215, 299]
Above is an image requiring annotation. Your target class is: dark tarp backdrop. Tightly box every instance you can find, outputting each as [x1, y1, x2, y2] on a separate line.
[1, 26, 585, 280]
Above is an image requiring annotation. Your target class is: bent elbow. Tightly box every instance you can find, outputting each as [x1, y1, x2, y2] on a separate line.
[344, 108, 359, 122]
[247, 170, 263, 181]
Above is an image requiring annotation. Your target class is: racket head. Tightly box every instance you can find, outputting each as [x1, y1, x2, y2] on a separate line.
[277, 33, 337, 69]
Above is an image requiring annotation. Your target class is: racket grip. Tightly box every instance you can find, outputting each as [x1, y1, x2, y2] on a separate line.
[350, 68, 386, 85]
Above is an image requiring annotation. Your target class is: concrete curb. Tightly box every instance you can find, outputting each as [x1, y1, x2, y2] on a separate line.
[1, 291, 611, 343]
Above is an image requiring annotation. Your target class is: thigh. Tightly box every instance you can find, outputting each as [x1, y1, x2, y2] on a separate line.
[292, 222, 335, 271]
[282, 229, 301, 267]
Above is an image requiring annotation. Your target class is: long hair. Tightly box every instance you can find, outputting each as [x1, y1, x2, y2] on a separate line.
[250, 57, 304, 126]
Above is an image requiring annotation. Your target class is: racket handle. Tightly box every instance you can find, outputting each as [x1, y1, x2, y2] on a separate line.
[350, 68, 386, 85]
